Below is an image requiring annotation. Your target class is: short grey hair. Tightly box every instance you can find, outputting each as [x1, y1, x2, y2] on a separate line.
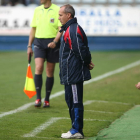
[61, 4, 75, 18]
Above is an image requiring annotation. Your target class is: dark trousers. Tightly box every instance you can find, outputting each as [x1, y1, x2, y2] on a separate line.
[65, 82, 84, 135]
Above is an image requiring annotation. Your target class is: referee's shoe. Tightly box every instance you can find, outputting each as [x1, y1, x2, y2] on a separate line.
[34, 99, 41, 107]
[43, 101, 50, 108]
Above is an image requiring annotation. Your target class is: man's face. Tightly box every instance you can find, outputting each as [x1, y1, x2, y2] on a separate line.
[59, 7, 69, 25]
[40, 0, 48, 4]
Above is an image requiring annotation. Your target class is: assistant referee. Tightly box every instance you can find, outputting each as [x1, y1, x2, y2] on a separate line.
[27, 0, 62, 108]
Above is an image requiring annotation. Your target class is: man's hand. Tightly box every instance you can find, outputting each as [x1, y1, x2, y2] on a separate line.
[135, 82, 140, 89]
[89, 61, 94, 70]
[48, 42, 56, 48]
[27, 47, 33, 61]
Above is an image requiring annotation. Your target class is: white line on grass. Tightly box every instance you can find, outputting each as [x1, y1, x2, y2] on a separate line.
[0, 91, 64, 119]
[0, 103, 34, 118]
[83, 100, 131, 106]
[84, 118, 112, 122]
[23, 117, 68, 137]
[0, 60, 140, 119]
[22, 99, 126, 138]
[85, 110, 122, 114]
[84, 60, 140, 85]
[23, 117, 111, 138]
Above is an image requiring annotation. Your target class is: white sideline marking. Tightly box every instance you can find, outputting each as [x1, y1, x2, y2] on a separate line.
[84, 60, 140, 85]
[0, 103, 34, 118]
[23, 117, 68, 138]
[0, 60, 140, 119]
[23, 117, 111, 137]
[85, 110, 122, 114]
[0, 91, 64, 119]
[84, 118, 112, 122]
[83, 100, 130, 106]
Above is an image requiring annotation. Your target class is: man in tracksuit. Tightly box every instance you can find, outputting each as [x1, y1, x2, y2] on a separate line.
[58, 4, 94, 139]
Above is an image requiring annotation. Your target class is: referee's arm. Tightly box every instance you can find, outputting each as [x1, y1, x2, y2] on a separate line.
[27, 27, 36, 60]
[48, 26, 63, 48]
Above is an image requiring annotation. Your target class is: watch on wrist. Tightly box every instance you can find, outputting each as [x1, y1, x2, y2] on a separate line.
[53, 41, 57, 45]
[27, 46, 32, 48]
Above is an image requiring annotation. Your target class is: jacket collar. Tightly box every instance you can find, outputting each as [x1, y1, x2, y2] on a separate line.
[60, 17, 77, 32]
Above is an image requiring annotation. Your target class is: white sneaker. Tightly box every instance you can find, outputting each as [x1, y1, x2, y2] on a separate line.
[61, 131, 84, 139]
[61, 131, 71, 137]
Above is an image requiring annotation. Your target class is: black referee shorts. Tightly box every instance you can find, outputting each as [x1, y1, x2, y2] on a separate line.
[34, 38, 60, 63]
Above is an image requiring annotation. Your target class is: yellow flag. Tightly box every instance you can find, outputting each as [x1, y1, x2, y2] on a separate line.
[24, 64, 36, 98]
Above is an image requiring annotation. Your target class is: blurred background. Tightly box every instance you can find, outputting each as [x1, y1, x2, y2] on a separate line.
[0, 0, 140, 51]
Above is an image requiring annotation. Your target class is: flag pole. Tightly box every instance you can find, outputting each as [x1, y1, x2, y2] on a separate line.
[28, 53, 31, 64]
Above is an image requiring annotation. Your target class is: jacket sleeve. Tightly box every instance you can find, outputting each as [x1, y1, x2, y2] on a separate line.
[70, 25, 91, 65]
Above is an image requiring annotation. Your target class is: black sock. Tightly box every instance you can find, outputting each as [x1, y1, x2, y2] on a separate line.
[34, 74, 42, 100]
[45, 77, 54, 101]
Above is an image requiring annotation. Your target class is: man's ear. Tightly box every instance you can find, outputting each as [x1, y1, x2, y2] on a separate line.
[67, 13, 72, 19]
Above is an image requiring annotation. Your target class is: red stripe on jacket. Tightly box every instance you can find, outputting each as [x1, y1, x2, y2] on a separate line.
[77, 26, 84, 41]
[64, 27, 72, 49]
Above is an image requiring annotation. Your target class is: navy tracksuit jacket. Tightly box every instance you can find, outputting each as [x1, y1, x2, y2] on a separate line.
[59, 17, 92, 135]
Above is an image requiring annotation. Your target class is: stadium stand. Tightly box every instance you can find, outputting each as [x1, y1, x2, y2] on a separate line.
[0, 0, 140, 6]
[0, 0, 140, 51]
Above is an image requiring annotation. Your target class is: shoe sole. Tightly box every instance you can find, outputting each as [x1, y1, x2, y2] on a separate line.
[61, 136, 84, 139]
[34, 103, 41, 107]
[43, 105, 50, 108]
[35, 105, 41, 107]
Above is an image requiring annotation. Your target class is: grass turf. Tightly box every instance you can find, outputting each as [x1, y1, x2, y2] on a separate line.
[0, 51, 140, 140]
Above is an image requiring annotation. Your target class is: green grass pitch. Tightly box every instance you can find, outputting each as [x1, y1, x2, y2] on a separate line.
[0, 51, 140, 140]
